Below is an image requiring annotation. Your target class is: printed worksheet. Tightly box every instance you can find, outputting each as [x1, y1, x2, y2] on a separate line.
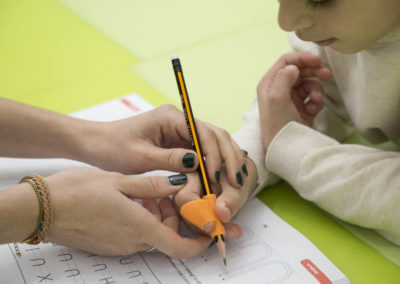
[0, 198, 351, 284]
[0, 94, 352, 283]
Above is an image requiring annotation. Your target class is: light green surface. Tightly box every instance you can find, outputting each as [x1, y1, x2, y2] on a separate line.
[258, 182, 400, 284]
[58, 0, 279, 59]
[2, 0, 400, 283]
[339, 221, 400, 267]
[0, 0, 136, 106]
[58, 0, 290, 133]
[131, 23, 289, 133]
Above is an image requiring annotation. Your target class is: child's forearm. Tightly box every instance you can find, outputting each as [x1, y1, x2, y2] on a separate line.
[0, 183, 39, 244]
[0, 97, 96, 160]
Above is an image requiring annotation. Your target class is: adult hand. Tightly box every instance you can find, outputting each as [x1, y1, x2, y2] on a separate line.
[257, 52, 332, 151]
[80, 105, 246, 188]
[45, 167, 211, 258]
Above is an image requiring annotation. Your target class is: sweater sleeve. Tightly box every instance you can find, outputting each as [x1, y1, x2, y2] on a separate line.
[232, 100, 280, 198]
[267, 121, 400, 246]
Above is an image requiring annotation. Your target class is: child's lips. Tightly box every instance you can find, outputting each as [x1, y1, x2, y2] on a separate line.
[313, 38, 337, 46]
[296, 32, 337, 46]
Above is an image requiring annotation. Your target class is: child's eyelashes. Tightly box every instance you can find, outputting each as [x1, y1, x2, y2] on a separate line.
[307, 0, 335, 10]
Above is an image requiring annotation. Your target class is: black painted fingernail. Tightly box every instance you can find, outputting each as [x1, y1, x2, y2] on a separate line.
[236, 171, 243, 186]
[182, 153, 195, 168]
[242, 149, 248, 156]
[208, 238, 216, 248]
[214, 171, 220, 183]
[241, 163, 248, 176]
[168, 174, 187, 185]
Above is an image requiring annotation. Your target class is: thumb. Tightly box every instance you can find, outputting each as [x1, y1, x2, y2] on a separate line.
[269, 65, 300, 100]
[119, 174, 188, 199]
[141, 147, 199, 173]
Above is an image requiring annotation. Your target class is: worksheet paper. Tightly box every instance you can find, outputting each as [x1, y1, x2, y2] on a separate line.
[0, 94, 352, 284]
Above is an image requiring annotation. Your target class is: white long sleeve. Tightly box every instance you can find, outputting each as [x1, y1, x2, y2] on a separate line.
[267, 122, 400, 245]
[232, 101, 280, 198]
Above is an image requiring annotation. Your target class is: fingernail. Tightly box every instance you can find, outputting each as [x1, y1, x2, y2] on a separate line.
[208, 239, 216, 248]
[203, 222, 215, 233]
[242, 149, 248, 156]
[236, 172, 243, 186]
[214, 171, 220, 183]
[168, 174, 187, 185]
[182, 153, 195, 168]
[285, 64, 298, 71]
[241, 163, 248, 176]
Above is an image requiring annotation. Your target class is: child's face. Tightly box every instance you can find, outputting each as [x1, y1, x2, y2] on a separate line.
[277, 0, 400, 54]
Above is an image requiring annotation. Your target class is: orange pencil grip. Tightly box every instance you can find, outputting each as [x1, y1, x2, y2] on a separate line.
[180, 194, 226, 237]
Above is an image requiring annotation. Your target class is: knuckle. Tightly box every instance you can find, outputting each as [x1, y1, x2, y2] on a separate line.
[219, 128, 231, 140]
[199, 122, 213, 136]
[160, 104, 179, 117]
[278, 53, 289, 62]
[147, 176, 162, 195]
[166, 150, 178, 170]
[153, 104, 180, 122]
[223, 191, 241, 211]
[213, 126, 229, 141]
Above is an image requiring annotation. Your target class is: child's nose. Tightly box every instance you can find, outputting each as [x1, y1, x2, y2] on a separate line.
[278, 1, 314, 32]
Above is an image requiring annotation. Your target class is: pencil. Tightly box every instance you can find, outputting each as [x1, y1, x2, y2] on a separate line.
[171, 55, 226, 266]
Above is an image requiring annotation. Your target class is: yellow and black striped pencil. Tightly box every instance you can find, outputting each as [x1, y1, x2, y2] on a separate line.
[171, 55, 226, 265]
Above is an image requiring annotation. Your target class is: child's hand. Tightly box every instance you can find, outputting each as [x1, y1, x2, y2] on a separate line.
[173, 157, 258, 239]
[214, 157, 258, 223]
[257, 52, 332, 151]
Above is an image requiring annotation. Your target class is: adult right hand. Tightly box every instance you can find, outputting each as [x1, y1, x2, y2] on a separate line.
[45, 167, 211, 258]
[80, 104, 247, 189]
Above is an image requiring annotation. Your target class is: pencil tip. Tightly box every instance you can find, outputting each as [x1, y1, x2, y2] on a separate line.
[216, 236, 226, 264]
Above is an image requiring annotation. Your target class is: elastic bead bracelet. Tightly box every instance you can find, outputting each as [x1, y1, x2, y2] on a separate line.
[14, 175, 52, 257]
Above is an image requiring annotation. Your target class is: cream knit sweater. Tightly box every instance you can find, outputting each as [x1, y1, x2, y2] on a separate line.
[233, 26, 400, 245]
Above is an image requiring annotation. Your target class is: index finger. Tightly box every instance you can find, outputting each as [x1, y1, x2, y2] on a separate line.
[259, 52, 326, 91]
[119, 174, 187, 199]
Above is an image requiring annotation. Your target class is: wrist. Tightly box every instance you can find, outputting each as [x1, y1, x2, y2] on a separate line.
[244, 157, 258, 199]
[64, 119, 108, 165]
[0, 183, 39, 244]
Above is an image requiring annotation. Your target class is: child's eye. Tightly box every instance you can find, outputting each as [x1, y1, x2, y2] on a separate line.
[307, 0, 335, 9]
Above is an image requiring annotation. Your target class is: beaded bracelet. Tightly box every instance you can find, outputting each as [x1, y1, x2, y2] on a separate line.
[14, 175, 52, 256]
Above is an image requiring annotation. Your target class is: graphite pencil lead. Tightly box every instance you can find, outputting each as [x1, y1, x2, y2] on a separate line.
[216, 236, 226, 265]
